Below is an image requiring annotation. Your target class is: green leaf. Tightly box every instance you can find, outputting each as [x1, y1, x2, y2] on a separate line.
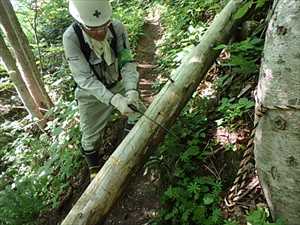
[182, 209, 192, 222]
[256, 0, 266, 9]
[211, 208, 222, 223]
[234, 1, 253, 19]
[187, 182, 201, 195]
[214, 44, 227, 50]
[180, 146, 200, 162]
[224, 220, 239, 225]
[203, 194, 215, 205]
[192, 206, 206, 222]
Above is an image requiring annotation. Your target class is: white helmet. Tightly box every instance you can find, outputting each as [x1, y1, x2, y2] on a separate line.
[69, 0, 112, 27]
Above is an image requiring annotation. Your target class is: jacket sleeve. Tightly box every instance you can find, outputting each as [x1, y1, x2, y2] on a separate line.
[63, 31, 114, 105]
[114, 21, 139, 91]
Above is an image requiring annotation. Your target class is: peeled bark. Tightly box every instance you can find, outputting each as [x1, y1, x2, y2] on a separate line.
[61, 1, 250, 224]
[254, 1, 300, 224]
[0, 0, 53, 110]
[0, 33, 43, 120]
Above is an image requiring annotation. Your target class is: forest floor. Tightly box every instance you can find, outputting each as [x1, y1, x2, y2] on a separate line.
[51, 7, 265, 224]
[0, 9, 164, 224]
[45, 8, 165, 225]
[0, 5, 268, 225]
[0, 88, 26, 123]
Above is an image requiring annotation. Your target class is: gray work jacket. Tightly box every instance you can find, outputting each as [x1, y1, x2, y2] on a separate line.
[63, 19, 139, 105]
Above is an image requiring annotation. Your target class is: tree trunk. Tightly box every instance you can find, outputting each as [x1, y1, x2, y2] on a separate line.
[0, 0, 53, 110]
[254, 1, 300, 224]
[0, 33, 44, 120]
[61, 1, 249, 224]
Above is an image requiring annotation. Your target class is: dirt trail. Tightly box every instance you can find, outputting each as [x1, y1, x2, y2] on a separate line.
[136, 9, 162, 105]
[102, 10, 163, 225]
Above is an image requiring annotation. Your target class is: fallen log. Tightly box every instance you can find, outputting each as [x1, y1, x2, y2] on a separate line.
[62, 1, 250, 224]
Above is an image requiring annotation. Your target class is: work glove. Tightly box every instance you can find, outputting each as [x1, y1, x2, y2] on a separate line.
[126, 90, 146, 113]
[110, 93, 134, 116]
[126, 90, 139, 104]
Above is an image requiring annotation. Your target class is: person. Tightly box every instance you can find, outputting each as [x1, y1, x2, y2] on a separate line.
[63, 0, 144, 179]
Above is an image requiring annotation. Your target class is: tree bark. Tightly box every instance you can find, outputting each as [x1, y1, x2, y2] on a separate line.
[0, 0, 53, 110]
[0, 33, 44, 120]
[61, 1, 250, 224]
[254, 0, 300, 224]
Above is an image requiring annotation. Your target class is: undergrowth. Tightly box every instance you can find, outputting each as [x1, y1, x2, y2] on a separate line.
[0, 99, 82, 225]
[0, 0, 146, 224]
[0, 0, 286, 225]
[155, 0, 223, 76]
[148, 0, 282, 225]
[148, 96, 223, 225]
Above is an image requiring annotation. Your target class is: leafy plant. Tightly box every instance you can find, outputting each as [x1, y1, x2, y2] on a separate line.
[0, 179, 44, 225]
[148, 95, 225, 225]
[146, 96, 209, 181]
[0, 99, 83, 224]
[224, 207, 285, 225]
[234, 0, 269, 19]
[155, 0, 223, 76]
[154, 177, 222, 225]
[224, 220, 239, 225]
[246, 207, 285, 225]
[112, 0, 146, 49]
[216, 37, 264, 76]
[234, 0, 254, 19]
[217, 97, 254, 126]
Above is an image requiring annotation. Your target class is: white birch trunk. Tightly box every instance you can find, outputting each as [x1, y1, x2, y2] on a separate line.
[0, 0, 53, 110]
[0, 33, 44, 120]
[61, 1, 250, 224]
[254, 1, 300, 224]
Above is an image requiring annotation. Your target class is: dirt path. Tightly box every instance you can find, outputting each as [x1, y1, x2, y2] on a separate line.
[136, 9, 162, 105]
[102, 10, 163, 225]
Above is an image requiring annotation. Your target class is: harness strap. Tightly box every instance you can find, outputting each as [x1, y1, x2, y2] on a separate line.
[108, 23, 118, 57]
[72, 23, 102, 81]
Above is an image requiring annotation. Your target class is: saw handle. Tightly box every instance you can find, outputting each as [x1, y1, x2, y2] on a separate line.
[128, 104, 139, 113]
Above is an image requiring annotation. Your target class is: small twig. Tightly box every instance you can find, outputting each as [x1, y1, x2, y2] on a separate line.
[0, 105, 26, 110]
[219, 163, 227, 177]
[202, 140, 211, 152]
[0, 105, 50, 114]
[2, 89, 17, 94]
[209, 157, 222, 180]
[39, 107, 49, 112]
[203, 164, 219, 179]
[205, 146, 224, 157]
